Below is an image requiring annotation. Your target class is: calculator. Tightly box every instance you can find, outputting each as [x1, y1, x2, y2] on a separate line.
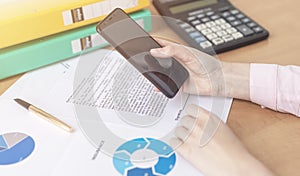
[153, 0, 269, 54]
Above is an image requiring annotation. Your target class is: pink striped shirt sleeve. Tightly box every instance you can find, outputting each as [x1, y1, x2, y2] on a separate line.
[250, 63, 300, 117]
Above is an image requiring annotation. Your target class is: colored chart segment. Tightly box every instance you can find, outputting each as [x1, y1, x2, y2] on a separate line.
[0, 136, 8, 151]
[113, 138, 176, 176]
[0, 132, 35, 165]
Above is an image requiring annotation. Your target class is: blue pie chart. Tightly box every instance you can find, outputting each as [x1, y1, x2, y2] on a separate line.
[0, 132, 35, 165]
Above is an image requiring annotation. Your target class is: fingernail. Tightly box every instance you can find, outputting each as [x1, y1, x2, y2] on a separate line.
[150, 48, 159, 53]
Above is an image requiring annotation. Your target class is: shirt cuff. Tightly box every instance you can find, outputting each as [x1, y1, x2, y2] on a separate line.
[250, 63, 278, 110]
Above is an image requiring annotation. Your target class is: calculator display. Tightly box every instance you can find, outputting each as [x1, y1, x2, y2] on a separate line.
[170, 0, 218, 14]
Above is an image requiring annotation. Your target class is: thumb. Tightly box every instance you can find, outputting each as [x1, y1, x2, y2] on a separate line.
[150, 47, 173, 58]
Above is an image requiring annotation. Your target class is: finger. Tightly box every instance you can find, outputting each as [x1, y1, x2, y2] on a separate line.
[186, 104, 210, 128]
[186, 104, 220, 124]
[169, 137, 183, 149]
[174, 126, 190, 141]
[151, 45, 190, 62]
[186, 104, 209, 119]
[150, 47, 172, 58]
[153, 87, 160, 92]
[185, 104, 224, 146]
[153, 38, 178, 47]
[179, 115, 196, 131]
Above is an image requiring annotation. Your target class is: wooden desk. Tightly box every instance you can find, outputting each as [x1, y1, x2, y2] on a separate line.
[1, 1, 300, 175]
[216, 1, 300, 176]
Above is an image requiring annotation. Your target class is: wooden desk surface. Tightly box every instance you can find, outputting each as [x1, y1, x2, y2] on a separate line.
[1, 1, 300, 175]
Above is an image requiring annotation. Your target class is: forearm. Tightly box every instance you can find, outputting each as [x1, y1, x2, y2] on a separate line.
[221, 62, 250, 101]
[236, 152, 276, 176]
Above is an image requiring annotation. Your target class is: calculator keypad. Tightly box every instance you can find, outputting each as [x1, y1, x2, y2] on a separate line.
[178, 8, 266, 51]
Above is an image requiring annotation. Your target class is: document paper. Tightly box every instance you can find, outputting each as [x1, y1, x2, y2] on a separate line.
[1, 49, 232, 176]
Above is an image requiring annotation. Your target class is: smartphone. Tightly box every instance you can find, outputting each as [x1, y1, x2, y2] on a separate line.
[96, 8, 189, 98]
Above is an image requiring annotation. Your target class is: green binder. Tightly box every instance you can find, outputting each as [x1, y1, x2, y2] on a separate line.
[0, 9, 152, 80]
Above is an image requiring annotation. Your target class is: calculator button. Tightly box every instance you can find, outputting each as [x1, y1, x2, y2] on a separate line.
[175, 19, 182, 23]
[200, 41, 212, 49]
[194, 36, 207, 43]
[206, 11, 215, 16]
[236, 25, 254, 36]
[215, 18, 226, 25]
[226, 16, 236, 22]
[197, 14, 205, 19]
[206, 33, 218, 40]
[242, 18, 251, 23]
[191, 20, 201, 25]
[236, 14, 245, 19]
[201, 29, 212, 35]
[205, 21, 216, 27]
[187, 16, 197, 21]
[226, 27, 237, 34]
[185, 27, 196, 33]
[212, 38, 224, 45]
[201, 17, 210, 23]
[230, 20, 242, 26]
[253, 26, 263, 33]
[230, 9, 239, 15]
[247, 22, 257, 28]
[179, 23, 190, 28]
[222, 35, 234, 42]
[189, 31, 201, 38]
[216, 30, 227, 37]
[218, 6, 230, 12]
[195, 24, 207, 31]
[211, 15, 220, 20]
[221, 11, 231, 18]
[232, 32, 243, 39]
[220, 23, 231, 29]
[211, 26, 222, 32]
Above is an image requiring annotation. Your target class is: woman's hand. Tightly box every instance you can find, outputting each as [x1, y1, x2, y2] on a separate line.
[150, 39, 224, 96]
[171, 104, 275, 176]
[150, 39, 250, 100]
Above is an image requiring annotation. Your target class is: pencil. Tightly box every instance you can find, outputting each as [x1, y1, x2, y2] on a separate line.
[14, 98, 73, 133]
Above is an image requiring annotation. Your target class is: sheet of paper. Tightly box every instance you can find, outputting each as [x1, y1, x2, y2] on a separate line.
[0, 98, 75, 175]
[50, 130, 202, 176]
[1, 49, 232, 176]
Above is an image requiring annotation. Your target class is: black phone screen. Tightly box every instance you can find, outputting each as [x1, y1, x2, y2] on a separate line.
[96, 8, 189, 98]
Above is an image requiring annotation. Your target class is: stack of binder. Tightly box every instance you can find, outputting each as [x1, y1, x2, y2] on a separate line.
[0, 0, 151, 80]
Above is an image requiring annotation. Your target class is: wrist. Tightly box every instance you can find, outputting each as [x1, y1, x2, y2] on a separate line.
[221, 62, 250, 100]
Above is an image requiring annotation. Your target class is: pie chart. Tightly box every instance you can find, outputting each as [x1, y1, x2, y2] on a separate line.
[0, 132, 35, 165]
[113, 138, 176, 176]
